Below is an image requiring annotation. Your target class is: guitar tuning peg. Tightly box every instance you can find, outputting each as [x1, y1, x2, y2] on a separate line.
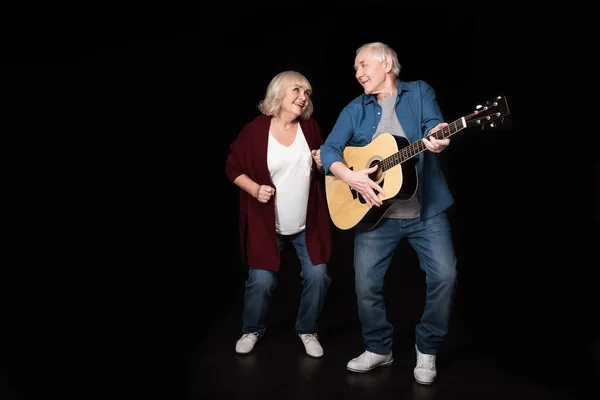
[490, 122, 495, 128]
[476, 105, 482, 109]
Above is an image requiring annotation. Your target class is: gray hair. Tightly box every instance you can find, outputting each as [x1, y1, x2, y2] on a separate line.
[258, 70, 314, 119]
[356, 42, 401, 78]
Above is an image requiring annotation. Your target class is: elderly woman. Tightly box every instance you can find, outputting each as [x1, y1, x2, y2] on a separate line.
[224, 70, 332, 358]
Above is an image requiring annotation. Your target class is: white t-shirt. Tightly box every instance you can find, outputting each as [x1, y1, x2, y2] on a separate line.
[267, 124, 312, 235]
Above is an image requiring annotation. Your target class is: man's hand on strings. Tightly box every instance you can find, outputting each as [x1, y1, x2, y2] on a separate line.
[345, 164, 385, 208]
[423, 123, 450, 153]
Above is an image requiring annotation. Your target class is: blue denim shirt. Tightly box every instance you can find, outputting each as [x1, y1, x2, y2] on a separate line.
[320, 79, 454, 220]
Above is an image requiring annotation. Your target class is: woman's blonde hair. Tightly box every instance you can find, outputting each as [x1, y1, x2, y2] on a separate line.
[258, 70, 314, 119]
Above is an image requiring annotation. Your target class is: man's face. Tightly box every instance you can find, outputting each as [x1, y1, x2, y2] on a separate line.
[354, 49, 387, 95]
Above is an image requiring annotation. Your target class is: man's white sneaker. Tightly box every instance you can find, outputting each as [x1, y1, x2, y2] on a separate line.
[298, 333, 324, 358]
[235, 332, 259, 354]
[346, 350, 393, 372]
[414, 344, 437, 385]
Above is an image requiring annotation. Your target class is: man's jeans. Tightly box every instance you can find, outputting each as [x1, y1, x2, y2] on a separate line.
[242, 231, 331, 336]
[354, 212, 457, 355]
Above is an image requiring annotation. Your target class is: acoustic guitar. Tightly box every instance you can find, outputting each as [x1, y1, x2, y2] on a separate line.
[325, 95, 510, 230]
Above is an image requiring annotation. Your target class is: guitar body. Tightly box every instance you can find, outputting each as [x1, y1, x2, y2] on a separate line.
[325, 133, 417, 230]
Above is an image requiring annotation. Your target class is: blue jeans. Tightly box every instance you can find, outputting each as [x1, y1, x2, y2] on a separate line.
[354, 212, 457, 355]
[241, 231, 331, 336]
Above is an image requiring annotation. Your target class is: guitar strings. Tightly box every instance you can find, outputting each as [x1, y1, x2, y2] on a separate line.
[379, 119, 465, 172]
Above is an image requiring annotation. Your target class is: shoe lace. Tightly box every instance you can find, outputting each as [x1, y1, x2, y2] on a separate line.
[360, 351, 380, 366]
[241, 332, 259, 340]
[417, 354, 436, 370]
[301, 333, 319, 343]
[358, 351, 378, 362]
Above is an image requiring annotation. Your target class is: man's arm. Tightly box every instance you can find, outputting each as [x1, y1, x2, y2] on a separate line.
[320, 108, 355, 176]
[419, 81, 451, 153]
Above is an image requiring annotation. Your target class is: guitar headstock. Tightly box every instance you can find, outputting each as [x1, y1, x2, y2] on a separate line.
[464, 95, 510, 129]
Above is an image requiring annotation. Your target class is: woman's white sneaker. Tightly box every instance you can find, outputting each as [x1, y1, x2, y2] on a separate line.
[414, 344, 437, 384]
[346, 350, 393, 372]
[298, 333, 324, 358]
[235, 332, 259, 354]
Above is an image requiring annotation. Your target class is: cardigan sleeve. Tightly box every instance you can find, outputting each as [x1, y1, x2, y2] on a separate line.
[225, 123, 253, 183]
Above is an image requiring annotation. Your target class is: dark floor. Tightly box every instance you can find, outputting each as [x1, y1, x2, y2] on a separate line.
[1, 216, 598, 400]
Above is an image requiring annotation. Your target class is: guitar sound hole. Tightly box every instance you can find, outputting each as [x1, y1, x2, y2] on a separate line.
[368, 161, 382, 183]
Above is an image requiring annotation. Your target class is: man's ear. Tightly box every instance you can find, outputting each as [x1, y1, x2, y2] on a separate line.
[384, 56, 393, 73]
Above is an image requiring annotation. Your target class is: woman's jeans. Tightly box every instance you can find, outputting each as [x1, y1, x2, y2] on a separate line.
[354, 212, 457, 355]
[241, 231, 331, 336]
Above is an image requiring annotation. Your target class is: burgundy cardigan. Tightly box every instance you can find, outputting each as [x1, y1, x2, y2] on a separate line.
[225, 114, 332, 271]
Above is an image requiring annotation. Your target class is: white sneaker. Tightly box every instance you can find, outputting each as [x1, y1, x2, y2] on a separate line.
[298, 333, 324, 358]
[235, 332, 259, 354]
[414, 344, 437, 384]
[346, 350, 393, 373]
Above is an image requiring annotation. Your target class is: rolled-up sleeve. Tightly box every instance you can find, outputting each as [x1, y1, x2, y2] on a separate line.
[419, 81, 444, 137]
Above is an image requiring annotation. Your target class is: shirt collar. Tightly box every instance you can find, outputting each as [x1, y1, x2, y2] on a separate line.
[363, 80, 409, 105]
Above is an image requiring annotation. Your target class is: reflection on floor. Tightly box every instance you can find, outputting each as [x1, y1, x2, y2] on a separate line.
[1, 219, 597, 400]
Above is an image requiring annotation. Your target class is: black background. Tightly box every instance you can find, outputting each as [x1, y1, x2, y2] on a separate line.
[1, 2, 597, 399]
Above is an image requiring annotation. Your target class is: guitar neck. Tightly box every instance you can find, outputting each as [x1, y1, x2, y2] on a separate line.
[379, 117, 466, 173]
